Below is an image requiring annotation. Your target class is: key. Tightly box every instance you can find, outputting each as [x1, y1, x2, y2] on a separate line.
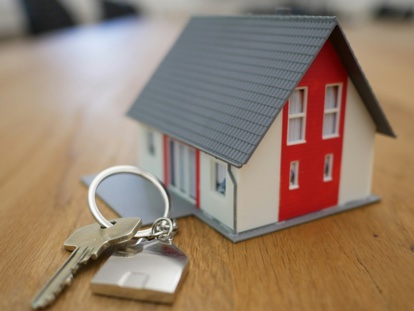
[31, 217, 142, 309]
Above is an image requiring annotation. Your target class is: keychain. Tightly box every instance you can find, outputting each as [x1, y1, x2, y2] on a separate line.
[87, 165, 189, 303]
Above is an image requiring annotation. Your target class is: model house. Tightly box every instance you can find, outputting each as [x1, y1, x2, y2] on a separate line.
[127, 15, 394, 241]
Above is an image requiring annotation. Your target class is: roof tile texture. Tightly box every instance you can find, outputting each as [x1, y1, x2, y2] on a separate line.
[128, 16, 338, 167]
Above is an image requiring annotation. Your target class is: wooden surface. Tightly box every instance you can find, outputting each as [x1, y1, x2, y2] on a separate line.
[0, 17, 413, 311]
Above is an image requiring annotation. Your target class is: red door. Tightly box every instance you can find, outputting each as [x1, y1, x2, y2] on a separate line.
[279, 40, 348, 221]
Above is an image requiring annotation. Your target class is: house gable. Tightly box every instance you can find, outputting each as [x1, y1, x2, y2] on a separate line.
[128, 16, 394, 168]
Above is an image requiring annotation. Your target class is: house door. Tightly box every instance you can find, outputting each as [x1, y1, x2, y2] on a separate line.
[167, 139, 197, 203]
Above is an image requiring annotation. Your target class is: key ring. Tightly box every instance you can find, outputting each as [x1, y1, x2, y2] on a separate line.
[88, 165, 172, 240]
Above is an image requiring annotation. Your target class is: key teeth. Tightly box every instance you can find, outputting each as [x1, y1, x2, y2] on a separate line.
[33, 257, 85, 309]
[35, 274, 74, 309]
[65, 274, 74, 285]
[44, 294, 56, 306]
[34, 293, 57, 309]
[32, 217, 143, 309]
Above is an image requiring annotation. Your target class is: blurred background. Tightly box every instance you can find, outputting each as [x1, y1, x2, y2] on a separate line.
[0, 0, 413, 40]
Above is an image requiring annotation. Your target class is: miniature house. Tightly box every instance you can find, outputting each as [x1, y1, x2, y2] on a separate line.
[127, 16, 394, 241]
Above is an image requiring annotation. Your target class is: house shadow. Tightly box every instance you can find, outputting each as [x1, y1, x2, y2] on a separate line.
[82, 173, 379, 243]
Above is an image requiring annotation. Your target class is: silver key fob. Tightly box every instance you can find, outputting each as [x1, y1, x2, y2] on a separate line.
[91, 240, 189, 303]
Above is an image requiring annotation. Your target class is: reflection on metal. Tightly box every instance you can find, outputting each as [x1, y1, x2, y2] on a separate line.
[91, 240, 189, 303]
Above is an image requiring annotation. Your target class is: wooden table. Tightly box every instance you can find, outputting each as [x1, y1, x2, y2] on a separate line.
[0, 17, 413, 311]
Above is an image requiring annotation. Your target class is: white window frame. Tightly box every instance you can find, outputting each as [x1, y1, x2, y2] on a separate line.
[323, 84, 342, 139]
[168, 139, 196, 202]
[287, 88, 307, 145]
[212, 161, 227, 196]
[289, 161, 299, 190]
[324, 154, 334, 182]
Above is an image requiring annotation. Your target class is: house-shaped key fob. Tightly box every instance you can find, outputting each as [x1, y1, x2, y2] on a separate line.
[91, 240, 189, 303]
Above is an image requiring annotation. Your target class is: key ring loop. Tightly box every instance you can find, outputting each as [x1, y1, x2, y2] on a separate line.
[88, 165, 171, 239]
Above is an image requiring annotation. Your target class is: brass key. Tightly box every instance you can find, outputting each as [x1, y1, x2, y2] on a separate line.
[31, 217, 142, 309]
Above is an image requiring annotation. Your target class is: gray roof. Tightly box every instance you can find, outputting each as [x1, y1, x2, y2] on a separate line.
[128, 15, 394, 168]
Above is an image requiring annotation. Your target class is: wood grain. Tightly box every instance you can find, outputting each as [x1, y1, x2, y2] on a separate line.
[0, 18, 413, 311]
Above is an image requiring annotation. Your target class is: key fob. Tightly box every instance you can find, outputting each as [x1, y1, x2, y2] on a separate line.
[91, 240, 189, 303]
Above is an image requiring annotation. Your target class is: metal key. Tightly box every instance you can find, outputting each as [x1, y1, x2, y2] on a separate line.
[31, 217, 142, 309]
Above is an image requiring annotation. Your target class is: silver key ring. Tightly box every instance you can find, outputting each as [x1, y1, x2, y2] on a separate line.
[88, 165, 171, 239]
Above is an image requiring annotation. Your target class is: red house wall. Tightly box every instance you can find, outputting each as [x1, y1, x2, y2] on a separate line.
[279, 40, 348, 221]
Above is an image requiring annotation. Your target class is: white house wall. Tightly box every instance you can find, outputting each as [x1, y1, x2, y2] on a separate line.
[137, 123, 164, 181]
[199, 154, 236, 230]
[236, 113, 282, 232]
[339, 79, 376, 204]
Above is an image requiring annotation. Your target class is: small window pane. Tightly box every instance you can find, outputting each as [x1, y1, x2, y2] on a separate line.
[188, 149, 196, 198]
[323, 85, 341, 138]
[323, 112, 337, 136]
[179, 144, 186, 191]
[169, 140, 176, 186]
[324, 154, 333, 181]
[289, 90, 304, 114]
[325, 86, 339, 109]
[146, 131, 155, 155]
[288, 117, 303, 142]
[289, 161, 299, 189]
[288, 89, 306, 143]
[215, 163, 226, 195]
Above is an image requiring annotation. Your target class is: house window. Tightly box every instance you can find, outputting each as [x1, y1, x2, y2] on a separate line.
[169, 140, 176, 186]
[146, 130, 155, 155]
[323, 85, 341, 138]
[324, 154, 333, 181]
[179, 144, 186, 191]
[288, 88, 307, 144]
[169, 139, 196, 200]
[188, 149, 196, 198]
[215, 162, 226, 195]
[289, 161, 299, 189]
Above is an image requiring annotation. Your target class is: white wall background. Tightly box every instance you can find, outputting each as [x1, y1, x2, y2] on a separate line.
[137, 124, 164, 181]
[339, 79, 376, 204]
[199, 154, 235, 230]
[236, 112, 282, 232]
